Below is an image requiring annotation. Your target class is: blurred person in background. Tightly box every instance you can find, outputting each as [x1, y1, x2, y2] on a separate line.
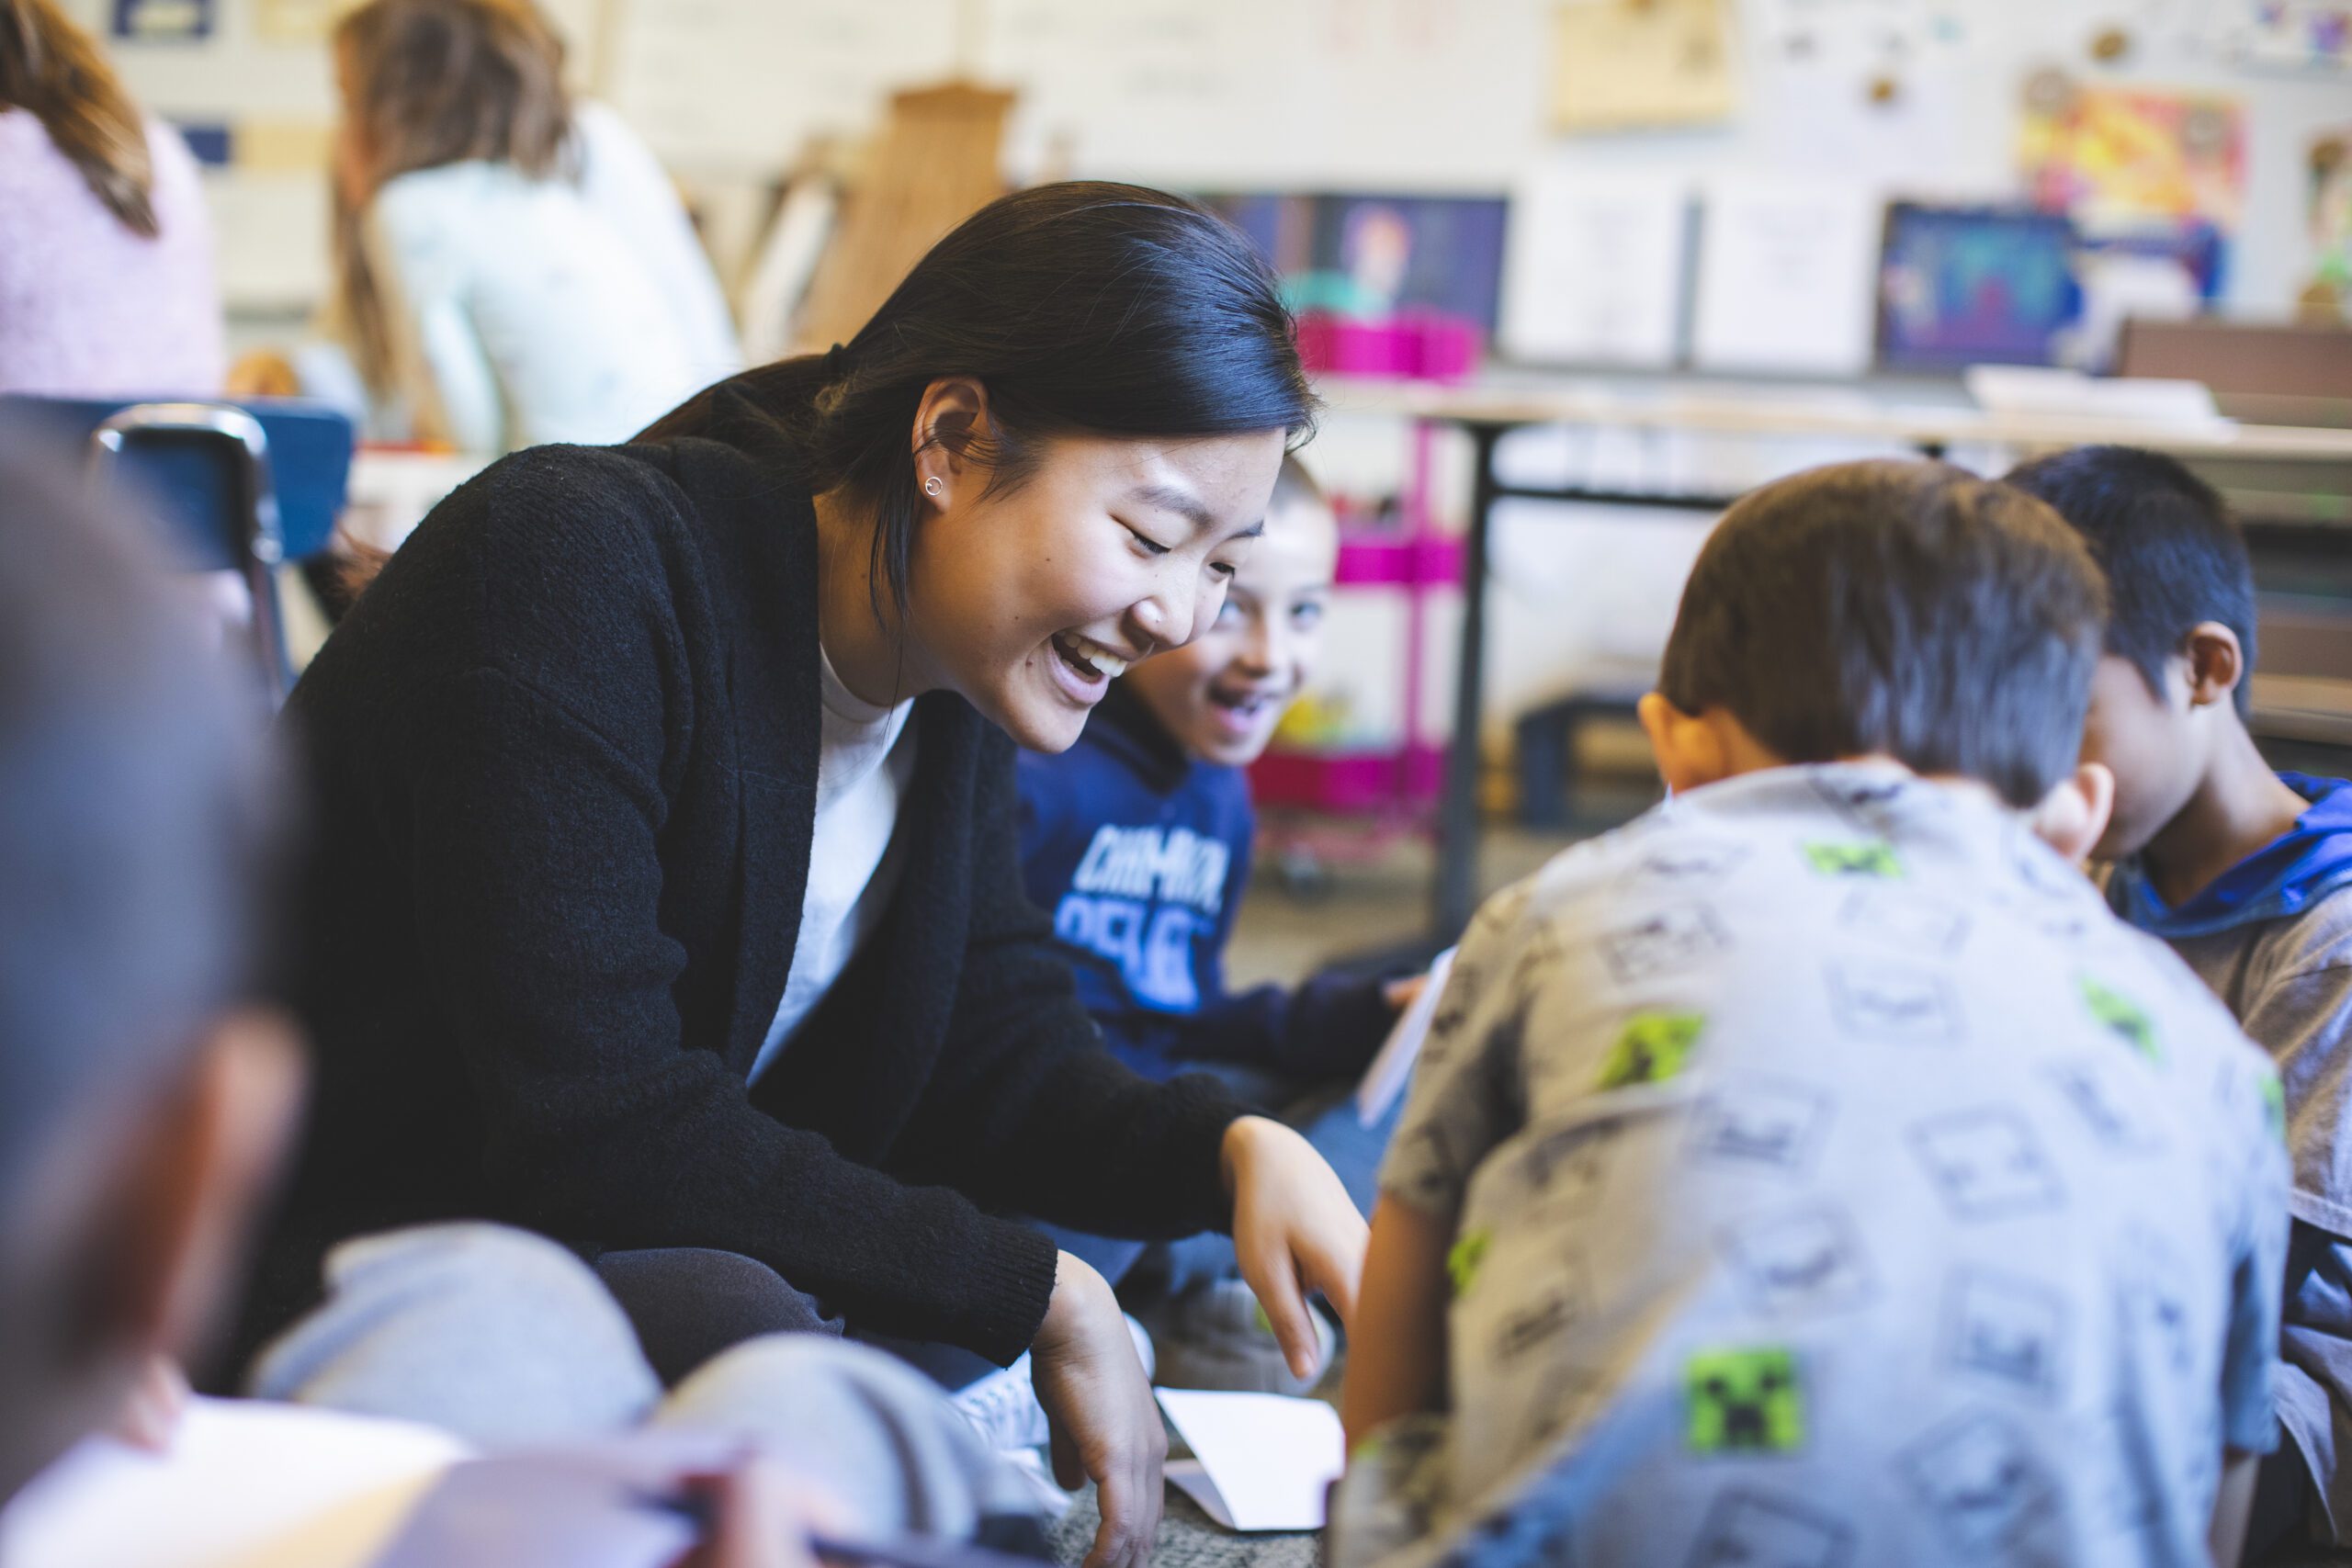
[246, 0, 738, 453]
[0, 436, 1048, 1568]
[0, 0, 224, 396]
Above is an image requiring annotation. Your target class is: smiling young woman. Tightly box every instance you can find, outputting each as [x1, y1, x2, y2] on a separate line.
[243, 183, 1361, 1568]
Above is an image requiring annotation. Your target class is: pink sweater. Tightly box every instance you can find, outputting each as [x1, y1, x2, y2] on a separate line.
[0, 110, 224, 397]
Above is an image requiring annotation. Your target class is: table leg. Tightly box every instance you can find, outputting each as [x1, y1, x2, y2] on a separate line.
[1432, 422, 1504, 939]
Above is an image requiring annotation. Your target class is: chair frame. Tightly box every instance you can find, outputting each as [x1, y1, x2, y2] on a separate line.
[89, 401, 293, 702]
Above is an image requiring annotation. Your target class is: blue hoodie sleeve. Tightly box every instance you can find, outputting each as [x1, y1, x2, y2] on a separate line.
[1156, 812, 1400, 1081]
[1169, 971, 1398, 1082]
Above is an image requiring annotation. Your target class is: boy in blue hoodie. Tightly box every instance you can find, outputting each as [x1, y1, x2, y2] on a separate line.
[2011, 445, 2352, 1556]
[1018, 457, 1410, 1388]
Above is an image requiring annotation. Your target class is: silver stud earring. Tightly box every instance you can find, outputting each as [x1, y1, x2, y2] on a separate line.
[923, 477, 944, 498]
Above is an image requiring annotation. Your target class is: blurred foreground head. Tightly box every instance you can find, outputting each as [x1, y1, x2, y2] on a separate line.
[0, 443, 301, 1502]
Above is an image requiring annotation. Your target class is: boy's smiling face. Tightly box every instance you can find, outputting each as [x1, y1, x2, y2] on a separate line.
[1122, 489, 1339, 767]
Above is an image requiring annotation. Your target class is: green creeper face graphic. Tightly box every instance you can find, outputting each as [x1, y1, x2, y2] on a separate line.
[1803, 840, 1904, 878]
[1686, 1347, 1804, 1454]
[1448, 1228, 1493, 1298]
[2079, 976, 2161, 1065]
[2259, 1070, 2287, 1143]
[1597, 1012, 1704, 1090]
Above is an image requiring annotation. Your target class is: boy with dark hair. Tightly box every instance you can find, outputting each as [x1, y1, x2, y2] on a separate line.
[1334, 459, 2288, 1568]
[2009, 444, 2352, 1551]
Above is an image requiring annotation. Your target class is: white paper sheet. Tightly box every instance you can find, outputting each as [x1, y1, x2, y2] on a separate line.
[0, 1398, 469, 1568]
[1357, 948, 1456, 1127]
[1501, 173, 1690, 367]
[1690, 178, 1883, 376]
[1155, 1391, 1344, 1533]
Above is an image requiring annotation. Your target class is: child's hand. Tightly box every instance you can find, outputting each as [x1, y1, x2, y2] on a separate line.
[1221, 1115, 1368, 1382]
[680, 1455, 847, 1568]
[110, 1355, 189, 1451]
[1381, 976, 1427, 1014]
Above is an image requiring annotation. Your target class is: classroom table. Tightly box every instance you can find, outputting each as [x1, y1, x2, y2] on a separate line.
[1316, 374, 2352, 939]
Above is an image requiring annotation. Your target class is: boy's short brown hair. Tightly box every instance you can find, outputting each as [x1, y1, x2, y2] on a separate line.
[1658, 459, 2108, 808]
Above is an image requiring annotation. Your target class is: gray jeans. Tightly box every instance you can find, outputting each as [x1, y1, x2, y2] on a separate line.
[247, 1223, 1038, 1541]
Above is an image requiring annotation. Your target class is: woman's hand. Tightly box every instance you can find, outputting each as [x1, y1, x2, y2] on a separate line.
[1031, 1251, 1163, 1568]
[1222, 1115, 1369, 1383]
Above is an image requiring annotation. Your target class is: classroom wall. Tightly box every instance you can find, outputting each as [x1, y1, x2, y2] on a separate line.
[83, 0, 2352, 319]
[74, 0, 2349, 756]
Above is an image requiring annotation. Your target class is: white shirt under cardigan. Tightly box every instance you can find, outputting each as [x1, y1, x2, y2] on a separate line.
[750, 646, 918, 1081]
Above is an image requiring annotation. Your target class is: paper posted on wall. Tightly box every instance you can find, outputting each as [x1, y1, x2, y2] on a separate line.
[1356, 947, 1456, 1128]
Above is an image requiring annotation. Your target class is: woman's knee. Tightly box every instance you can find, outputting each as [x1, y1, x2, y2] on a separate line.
[593, 1246, 841, 1385]
[248, 1222, 661, 1445]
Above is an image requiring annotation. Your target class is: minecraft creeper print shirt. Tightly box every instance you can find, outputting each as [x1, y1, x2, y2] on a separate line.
[1333, 762, 2290, 1568]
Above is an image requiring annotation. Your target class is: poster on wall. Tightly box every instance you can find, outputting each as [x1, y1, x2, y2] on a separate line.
[2018, 78, 2246, 231]
[1690, 177, 1881, 376]
[1876, 205, 2082, 370]
[1204, 193, 1510, 333]
[234, 120, 336, 175]
[1498, 172, 1688, 367]
[2226, 2, 2352, 72]
[254, 0, 352, 45]
[1550, 0, 1738, 133]
[110, 0, 209, 41]
[2307, 129, 2352, 311]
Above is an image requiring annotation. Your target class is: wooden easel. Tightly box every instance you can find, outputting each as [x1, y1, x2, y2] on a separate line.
[792, 77, 1015, 353]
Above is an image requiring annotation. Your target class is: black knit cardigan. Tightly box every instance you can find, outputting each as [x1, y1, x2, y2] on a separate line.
[244, 384, 1245, 1366]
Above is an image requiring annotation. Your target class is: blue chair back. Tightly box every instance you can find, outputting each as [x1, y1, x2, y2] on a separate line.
[0, 394, 352, 569]
[0, 395, 355, 702]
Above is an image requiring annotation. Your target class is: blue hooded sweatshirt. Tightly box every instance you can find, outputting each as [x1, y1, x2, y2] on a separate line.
[1015, 682, 1393, 1088]
[2106, 773, 2352, 941]
[2107, 774, 2352, 1539]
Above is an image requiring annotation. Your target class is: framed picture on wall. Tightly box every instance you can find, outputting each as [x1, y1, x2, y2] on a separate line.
[1876, 203, 2083, 371]
[1202, 191, 1510, 334]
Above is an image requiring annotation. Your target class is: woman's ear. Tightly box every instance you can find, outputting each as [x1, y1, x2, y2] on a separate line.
[2182, 623, 2245, 710]
[910, 378, 991, 507]
[2030, 761, 2116, 867]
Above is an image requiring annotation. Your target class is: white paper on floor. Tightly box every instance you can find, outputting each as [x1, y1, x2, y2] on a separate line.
[0, 1396, 468, 1568]
[1156, 1390, 1344, 1533]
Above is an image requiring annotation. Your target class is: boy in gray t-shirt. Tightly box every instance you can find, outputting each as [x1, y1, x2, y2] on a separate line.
[1334, 460, 2290, 1568]
[2011, 446, 2352, 1553]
